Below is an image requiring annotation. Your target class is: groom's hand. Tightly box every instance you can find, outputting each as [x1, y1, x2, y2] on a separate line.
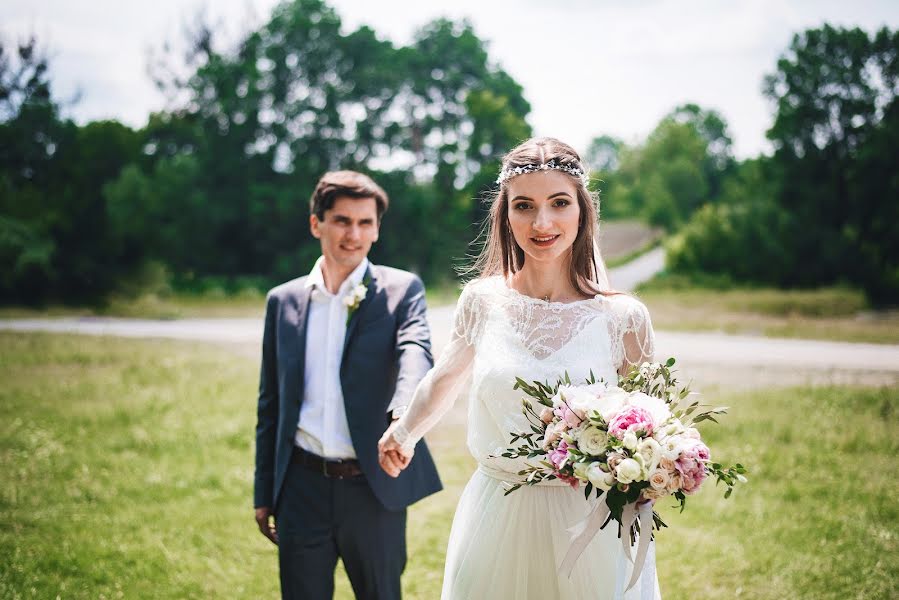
[255, 506, 278, 545]
[378, 420, 413, 478]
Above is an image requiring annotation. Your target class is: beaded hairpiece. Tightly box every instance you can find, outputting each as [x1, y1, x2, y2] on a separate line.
[495, 159, 589, 187]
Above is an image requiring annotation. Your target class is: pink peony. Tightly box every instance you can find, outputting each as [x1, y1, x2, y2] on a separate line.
[681, 469, 707, 495]
[608, 406, 655, 439]
[556, 471, 580, 489]
[681, 440, 711, 462]
[674, 441, 709, 495]
[554, 403, 585, 429]
[548, 440, 571, 470]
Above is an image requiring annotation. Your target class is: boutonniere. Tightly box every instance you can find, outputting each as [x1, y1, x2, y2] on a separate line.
[343, 276, 371, 324]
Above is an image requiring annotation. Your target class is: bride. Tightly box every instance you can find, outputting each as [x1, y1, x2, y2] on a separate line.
[378, 137, 662, 599]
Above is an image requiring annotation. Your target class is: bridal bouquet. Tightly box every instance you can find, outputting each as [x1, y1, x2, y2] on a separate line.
[497, 359, 746, 588]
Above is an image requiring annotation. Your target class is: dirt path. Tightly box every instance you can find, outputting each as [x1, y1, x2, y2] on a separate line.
[2, 313, 896, 389]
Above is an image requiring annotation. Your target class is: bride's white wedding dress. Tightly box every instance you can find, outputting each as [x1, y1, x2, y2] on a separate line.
[394, 276, 662, 599]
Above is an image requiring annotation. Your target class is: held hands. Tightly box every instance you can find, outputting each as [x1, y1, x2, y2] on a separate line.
[378, 419, 413, 478]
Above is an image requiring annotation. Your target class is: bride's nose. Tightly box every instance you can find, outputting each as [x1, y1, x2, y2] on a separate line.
[532, 207, 552, 232]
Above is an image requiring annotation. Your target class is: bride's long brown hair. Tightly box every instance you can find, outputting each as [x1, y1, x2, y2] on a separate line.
[466, 137, 615, 296]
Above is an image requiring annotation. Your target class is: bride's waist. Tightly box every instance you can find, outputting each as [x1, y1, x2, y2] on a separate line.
[476, 463, 572, 487]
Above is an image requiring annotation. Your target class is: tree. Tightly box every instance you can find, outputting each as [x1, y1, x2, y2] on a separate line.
[669, 25, 898, 305]
[763, 25, 899, 302]
[134, 0, 530, 283]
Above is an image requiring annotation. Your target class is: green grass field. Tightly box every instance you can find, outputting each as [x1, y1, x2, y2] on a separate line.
[638, 285, 899, 345]
[1, 333, 897, 598]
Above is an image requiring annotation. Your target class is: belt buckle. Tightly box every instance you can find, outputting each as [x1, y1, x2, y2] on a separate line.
[323, 457, 343, 479]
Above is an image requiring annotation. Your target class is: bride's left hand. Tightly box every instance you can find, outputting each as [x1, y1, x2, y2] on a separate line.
[378, 420, 413, 478]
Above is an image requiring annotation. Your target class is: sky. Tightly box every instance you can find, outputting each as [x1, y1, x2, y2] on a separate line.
[3, 0, 898, 159]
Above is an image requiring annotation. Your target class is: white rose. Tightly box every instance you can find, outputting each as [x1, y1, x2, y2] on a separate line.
[578, 426, 608, 456]
[636, 437, 661, 472]
[622, 431, 639, 451]
[593, 387, 630, 422]
[572, 461, 590, 482]
[615, 458, 643, 484]
[684, 427, 701, 440]
[586, 462, 615, 491]
[664, 419, 686, 437]
[661, 435, 683, 460]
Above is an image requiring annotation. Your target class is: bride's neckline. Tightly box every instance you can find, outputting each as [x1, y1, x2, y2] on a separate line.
[497, 276, 601, 307]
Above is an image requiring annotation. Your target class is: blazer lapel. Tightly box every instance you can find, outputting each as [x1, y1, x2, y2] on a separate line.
[290, 283, 313, 393]
[342, 264, 377, 360]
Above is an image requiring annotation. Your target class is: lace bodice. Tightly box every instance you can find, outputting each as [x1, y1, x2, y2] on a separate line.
[394, 276, 655, 464]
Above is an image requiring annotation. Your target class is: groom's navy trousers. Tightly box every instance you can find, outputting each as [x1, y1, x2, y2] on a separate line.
[276, 456, 407, 599]
[255, 265, 443, 600]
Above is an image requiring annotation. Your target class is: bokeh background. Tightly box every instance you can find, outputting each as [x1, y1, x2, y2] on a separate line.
[1, 1, 897, 598]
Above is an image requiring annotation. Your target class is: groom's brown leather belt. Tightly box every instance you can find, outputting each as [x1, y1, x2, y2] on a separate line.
[292, 446, 364, 479]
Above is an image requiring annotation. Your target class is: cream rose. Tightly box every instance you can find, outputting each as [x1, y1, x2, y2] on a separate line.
[666, 472, 683, 493]
[641, 486, 665, 500]
[539, 407, 555, 424]
[542, 423, 562, 450]
[649, 469, 670, 491]
[606, 452, 625, 470]
[659, 457, 676, 471]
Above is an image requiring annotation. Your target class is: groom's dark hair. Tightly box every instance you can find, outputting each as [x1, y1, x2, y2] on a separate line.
[310, 171, 389, 222]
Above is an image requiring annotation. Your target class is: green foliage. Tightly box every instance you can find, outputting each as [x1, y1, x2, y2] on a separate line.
[595, 104, 734, 230]
[0, 36, 145, 303]
[127, 0, 530, 287]
[0, 1, 531, 305]
[670, 25, 899, 305]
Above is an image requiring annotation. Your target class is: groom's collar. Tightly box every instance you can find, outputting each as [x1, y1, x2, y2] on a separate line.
[305, 256, 370, 294]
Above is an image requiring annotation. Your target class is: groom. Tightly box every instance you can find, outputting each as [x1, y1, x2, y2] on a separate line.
[253, 170, 442, 599]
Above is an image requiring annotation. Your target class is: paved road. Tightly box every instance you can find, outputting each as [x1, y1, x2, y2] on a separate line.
[3, 249, 897, 384]
[3, 313, 897, 377]
[608, 246, 666, 292]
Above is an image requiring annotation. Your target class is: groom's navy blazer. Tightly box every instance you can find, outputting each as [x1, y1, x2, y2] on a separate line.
[254, 264, 443, 512]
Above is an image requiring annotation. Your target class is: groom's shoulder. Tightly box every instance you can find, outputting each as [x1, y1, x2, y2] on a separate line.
[372, 265, 424, 294]
[265, 276, 308, 302]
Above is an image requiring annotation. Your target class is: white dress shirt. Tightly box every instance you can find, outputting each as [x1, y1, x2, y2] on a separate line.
[294, 256, 369, 459]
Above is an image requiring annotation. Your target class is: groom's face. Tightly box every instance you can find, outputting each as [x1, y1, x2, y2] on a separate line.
[310, 196, 380, 269]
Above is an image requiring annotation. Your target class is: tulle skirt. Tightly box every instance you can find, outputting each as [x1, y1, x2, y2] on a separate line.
[441, 466, 662, 600]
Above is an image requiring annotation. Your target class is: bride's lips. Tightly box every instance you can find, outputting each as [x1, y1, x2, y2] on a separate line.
[530, 234, 560, 248]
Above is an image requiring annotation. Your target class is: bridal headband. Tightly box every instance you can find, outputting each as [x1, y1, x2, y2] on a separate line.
[496, 159, 589, 187]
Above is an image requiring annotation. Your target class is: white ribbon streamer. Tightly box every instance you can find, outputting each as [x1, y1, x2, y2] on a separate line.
[624, 502, 654, 592]
[558, 499, 655, 593]
[558, 500, 611, 578]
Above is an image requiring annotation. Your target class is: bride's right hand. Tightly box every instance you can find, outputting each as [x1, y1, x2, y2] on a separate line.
[378, 421, 413, 478]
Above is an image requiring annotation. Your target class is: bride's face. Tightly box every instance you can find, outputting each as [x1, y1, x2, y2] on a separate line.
[506, 170, 581, 266]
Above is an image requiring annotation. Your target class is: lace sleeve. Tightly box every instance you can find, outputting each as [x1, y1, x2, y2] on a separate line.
[391, 282, 485, 453]
[616, 296, 655, 375]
